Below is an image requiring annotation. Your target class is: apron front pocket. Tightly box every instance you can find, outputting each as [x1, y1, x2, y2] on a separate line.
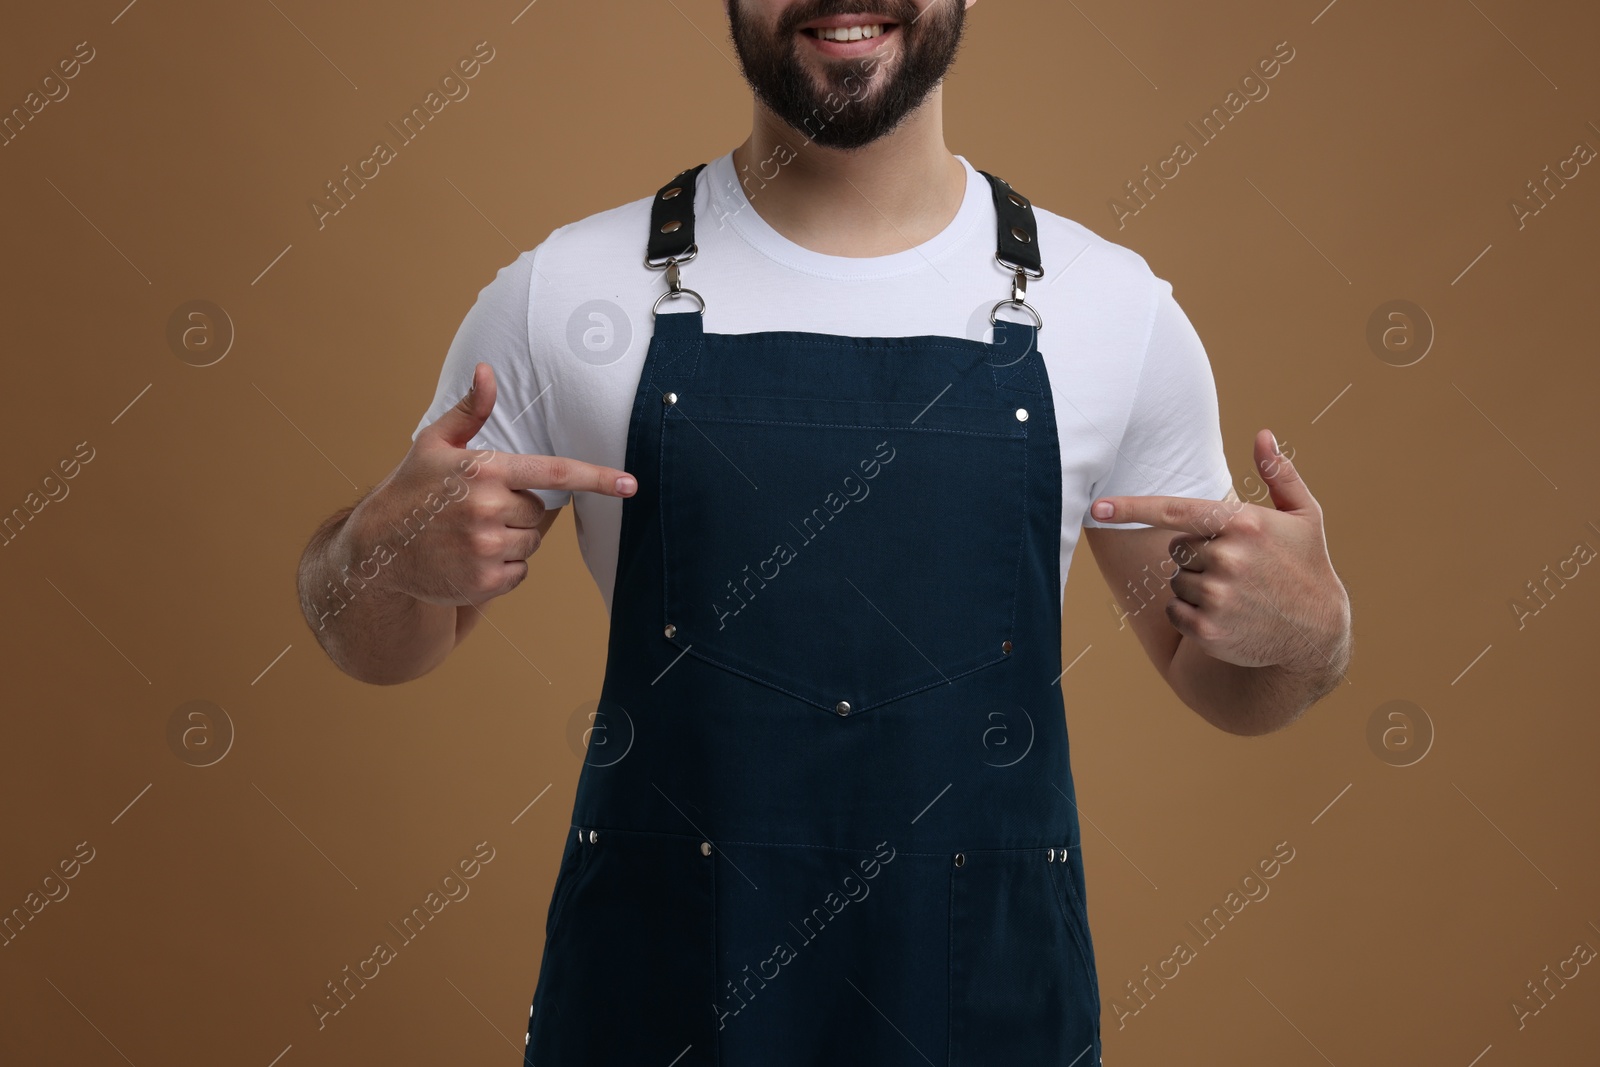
[948, 847, 1101, 1065]
[526, 829, 715, 1065]
[713, 839, 947, 1066]
[543, 826, 589, 941]
[659, 391, 1029, 715]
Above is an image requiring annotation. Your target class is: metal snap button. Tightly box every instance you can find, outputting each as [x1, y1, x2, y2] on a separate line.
[664, 623, 677, 638]
[1001, 640, 1013, 654]
[1015, 407, 1028, 422]
[588, 829, 598, 844]
[835, 701, 851, 716]
[700, 841, 712, 857]
[1047, 848, 1056, 862]
[954, 852, 966, 867]
[663, 392, 678, 405]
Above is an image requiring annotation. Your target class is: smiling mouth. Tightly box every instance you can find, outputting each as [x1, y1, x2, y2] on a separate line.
[803, 23, 892, 41]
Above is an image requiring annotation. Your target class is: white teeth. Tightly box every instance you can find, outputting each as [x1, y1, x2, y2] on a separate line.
[813, 24, 885, 42]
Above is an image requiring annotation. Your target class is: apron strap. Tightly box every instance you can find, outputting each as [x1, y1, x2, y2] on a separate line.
[645, 162, 1044, 324]
[647, 162, 1042, 272]
[977, 171, 1043, 277]
[647, 163, 707, 267]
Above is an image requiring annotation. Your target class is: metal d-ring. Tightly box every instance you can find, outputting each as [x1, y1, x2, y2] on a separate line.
[990, 297, 1043, 330]
[653, 287, 706, 316]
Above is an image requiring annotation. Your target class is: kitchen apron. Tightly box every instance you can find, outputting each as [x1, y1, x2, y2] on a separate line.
[524, 164, 1103, 1066]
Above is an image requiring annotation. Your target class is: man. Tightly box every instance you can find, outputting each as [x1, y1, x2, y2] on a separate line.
[297, 1, 1352, 1063]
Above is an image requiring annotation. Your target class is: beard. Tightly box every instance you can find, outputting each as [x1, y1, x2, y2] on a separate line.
[727, 0, 968, 150]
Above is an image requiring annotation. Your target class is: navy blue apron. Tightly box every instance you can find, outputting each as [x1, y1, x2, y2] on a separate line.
[524, 163, 1103, 1066]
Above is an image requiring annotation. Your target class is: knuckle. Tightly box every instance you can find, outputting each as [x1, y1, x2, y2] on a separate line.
[540, 456, 571, 486]
[467, 527, 501, 558]
[463, 494, 498, 523]
[1203, 578, 1228, 610]
[1195, 612, 1232, 644]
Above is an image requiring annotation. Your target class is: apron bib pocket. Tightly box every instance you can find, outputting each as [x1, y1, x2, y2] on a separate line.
[658, 390, 1029, 715]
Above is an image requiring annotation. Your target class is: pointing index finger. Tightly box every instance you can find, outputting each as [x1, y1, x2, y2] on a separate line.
[491, 451, 638, 497]
[1089, 494, 1238, 536]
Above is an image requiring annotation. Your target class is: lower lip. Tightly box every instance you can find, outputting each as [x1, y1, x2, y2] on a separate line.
[800, 24, 899, 58]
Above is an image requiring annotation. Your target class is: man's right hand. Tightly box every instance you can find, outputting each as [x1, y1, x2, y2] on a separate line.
[355, 361, 636, 607]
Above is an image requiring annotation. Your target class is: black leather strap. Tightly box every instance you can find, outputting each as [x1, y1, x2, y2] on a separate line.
[646, 163, 706, 265]
[977, 170, 1043, 276]
[644, 162, 1042, 274]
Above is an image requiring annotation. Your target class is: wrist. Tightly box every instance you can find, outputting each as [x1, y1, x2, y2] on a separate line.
[1278, 588, 1352, 701]
[335, 489, 410, 600]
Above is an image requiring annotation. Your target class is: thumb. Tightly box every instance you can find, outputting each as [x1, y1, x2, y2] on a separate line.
[1255, 428, 1317, 514]
[426, 362, 496, 449]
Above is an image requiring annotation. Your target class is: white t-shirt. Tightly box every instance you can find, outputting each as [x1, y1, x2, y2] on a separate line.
[412, 151, 1233, 616]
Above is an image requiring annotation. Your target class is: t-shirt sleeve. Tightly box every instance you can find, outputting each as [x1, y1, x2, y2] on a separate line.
[1080, 278, 1233, 529]
[409, 245, 572, 510]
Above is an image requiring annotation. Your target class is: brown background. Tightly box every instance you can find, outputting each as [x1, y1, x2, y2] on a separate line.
[3, 0, 1597, 1064]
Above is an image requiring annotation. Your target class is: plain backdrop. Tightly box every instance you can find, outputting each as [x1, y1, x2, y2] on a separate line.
[2, 1, 1597, 1064]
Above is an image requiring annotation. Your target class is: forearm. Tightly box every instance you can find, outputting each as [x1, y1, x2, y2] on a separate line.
[296, 501, 458, 685]
[1166, 607, 1352, 736]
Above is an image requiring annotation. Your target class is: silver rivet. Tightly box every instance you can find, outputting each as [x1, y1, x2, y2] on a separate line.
[954, 852, 966, 867]
[1010, 226, 1031, 244]
[588, 829, 598, 844]
[662, 186, 683, 200]
[660, 220, 682, 234]
[835, 701, 851, 716]
[1015, 407, 1028, 422]
[1008, 191, 1026, 208]
[1047, 848, 1056, 861]
[663, 392, 678, 405]
[700, 841, 712, 856]
[1001, 640, 1013, 654]
[664, 623, 677, 638]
